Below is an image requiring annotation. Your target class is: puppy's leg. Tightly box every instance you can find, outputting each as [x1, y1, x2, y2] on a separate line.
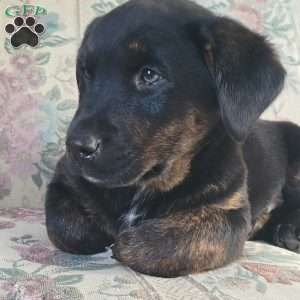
[113, 206, 250, 277]
[46, 181, 115, 254]
[271, 164, 300, 253]
[45, 158, 115, 254]
[272, 209, 300, 253]
[270, 123, 300, 252]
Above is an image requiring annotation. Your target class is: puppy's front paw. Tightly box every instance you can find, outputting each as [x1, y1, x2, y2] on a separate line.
[273, 224, 300, 253]
[112, 229, 138, 263]
[112, 222, 183, 277]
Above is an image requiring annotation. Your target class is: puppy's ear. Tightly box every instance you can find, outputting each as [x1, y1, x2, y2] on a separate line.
[194, 17, 286, 141]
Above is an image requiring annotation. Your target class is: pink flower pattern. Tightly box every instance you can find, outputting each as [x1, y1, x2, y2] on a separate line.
[0, 275, 81, 300]
[242, 262, 300, 285]
[13, 244, 59, 265]
[0, 221, 15, 230]
[228, 4, 264, 33]
[0, 53, 47, 180]
[0, 208, 44, 223]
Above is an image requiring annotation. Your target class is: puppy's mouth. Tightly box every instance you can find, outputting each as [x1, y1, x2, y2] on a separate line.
[81, 161, 166, 188]
[65, 143, 168, 188]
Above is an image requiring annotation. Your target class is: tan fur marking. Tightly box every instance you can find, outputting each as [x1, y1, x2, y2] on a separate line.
[251, 195, 284, 237]
[128, 40, 146, 51]
[213, 185, 248, 210]
[148, 156, 192, 192]
[251, 209, 271, 236]
[142, 109, 209, 191]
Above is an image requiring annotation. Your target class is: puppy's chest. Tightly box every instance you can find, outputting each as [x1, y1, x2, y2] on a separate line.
[119, 187, 197, 228]
[119, 189, 173, 228]
[122, 205, 145, 227]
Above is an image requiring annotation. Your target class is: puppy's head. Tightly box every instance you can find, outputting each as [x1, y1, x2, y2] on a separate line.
[66, 0, 285, 190]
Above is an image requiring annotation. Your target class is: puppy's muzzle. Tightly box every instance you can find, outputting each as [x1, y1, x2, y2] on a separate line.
[67, 135, 102, 161]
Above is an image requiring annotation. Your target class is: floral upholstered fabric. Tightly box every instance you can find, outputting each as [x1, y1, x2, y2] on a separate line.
[0, 1, 300, 299]
[0, 208, 300, 300]
[0, 0, 300, 208]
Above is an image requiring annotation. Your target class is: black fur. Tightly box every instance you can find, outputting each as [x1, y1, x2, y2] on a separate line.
[46, 0, 300, 277]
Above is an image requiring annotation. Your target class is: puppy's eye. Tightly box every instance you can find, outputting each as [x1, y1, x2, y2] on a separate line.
[139, 67, 162, 86]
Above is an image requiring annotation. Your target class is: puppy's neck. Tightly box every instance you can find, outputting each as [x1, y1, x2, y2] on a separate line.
[141, 123, 236, 193]
[143, 155, 193, 192]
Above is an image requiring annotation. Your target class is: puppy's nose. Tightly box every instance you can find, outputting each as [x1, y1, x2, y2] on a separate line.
[68, 136, 101, 160]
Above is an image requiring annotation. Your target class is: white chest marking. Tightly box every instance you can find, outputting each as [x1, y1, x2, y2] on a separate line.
[126, 208, 139, 226]
[122, 187, 151, 227]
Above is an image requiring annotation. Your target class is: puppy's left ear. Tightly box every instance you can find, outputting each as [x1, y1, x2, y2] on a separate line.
[193, 17, 286, 142]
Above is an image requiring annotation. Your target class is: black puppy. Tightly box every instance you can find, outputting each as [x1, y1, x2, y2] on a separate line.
[45, 0, 300, 277]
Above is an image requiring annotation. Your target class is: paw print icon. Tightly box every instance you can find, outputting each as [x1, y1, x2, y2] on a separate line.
[5, 16, 45, 48]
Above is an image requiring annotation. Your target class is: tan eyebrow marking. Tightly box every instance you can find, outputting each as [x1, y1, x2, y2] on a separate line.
[128, 40, 146, 51]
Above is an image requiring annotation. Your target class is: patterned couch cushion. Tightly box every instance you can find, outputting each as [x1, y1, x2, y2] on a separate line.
[0, 0, 300, 208]
[0, 2, 300, 299]
[0, 208, 300, 300]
